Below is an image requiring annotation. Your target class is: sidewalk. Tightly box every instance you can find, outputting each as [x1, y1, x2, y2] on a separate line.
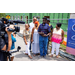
[14, 35, 69, 61]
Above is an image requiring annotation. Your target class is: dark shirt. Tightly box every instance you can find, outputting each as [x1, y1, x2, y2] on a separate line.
[38, 23, 51, 34]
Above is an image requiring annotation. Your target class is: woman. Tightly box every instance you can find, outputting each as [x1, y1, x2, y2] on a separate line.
[31, 21, 40, 56]
[50, 23, 64, 58]
[23, 24, 32, 59]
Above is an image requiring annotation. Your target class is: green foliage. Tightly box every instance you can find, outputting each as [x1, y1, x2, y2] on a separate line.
[0, 13, 6, 19]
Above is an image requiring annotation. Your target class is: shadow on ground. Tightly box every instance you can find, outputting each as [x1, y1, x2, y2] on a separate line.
[14, 51, 69, 61]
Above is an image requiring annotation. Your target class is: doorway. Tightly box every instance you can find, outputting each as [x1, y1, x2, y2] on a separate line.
[21, 16, 23, 21]
[25, 16, 28, 23]
[44, 16, 50, 19]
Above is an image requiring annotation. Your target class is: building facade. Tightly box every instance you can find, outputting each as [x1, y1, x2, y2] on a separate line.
[6, 13, 70, 32]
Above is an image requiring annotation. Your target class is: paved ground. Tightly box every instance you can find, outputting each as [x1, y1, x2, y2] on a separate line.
[13, 35, 69, 61]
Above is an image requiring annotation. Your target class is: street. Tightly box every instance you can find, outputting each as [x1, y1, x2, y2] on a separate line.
[13, 35, 69, 61]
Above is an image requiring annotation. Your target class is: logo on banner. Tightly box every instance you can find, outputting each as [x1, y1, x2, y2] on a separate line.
[71, 24, 75, 40]
[66, 19, 75, 55]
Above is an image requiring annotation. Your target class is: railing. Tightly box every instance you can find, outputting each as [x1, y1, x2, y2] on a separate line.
[10, 18, 68, 32]
[27, 19, 68, 32]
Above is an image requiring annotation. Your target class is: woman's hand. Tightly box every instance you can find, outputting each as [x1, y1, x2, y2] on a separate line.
[60, 41, 63, 44]
[49, 38, 51, 41]
[25, 42, 28, 45]
[31, 39, 33, 43]
[39, 32, 44, 35]
[42, 34, 48, 37]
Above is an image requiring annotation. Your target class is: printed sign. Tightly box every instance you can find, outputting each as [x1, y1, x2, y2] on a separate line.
[66, 19, 75, 55]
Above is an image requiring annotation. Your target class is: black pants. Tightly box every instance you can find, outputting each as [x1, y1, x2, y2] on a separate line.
[0, 51, 7, 61]
[0, 37, 7, 61]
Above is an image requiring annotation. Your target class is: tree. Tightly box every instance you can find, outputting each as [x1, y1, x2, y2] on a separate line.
[0, 13, 6, 19]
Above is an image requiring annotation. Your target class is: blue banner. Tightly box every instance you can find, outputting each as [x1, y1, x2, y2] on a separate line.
[67, 19, 75, 49]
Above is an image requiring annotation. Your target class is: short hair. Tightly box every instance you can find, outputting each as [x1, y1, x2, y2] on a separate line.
[33, 17, 37, 19]
[25, 24, 30, 27]
[43, 17, 47, 20]
[56, 23, 62, 27]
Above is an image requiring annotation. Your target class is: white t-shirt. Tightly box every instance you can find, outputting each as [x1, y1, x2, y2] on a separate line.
[29, 22, 35, 33]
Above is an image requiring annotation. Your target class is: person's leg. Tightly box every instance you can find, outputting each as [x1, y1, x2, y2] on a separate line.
[39, 41, 44, 56]
[47, 39, 49, 55]
[25, 45, 28, 55]
[56, 43, 60, 58]
[43, 37, 48, 56]
[39, 36, 44, 56]
[7, 57, 9, 61]
[27, 42, 32, 59]
[29, 37, 32, 51]
[29, 42, 31, 51]
[50, 42, 56, 57]
[11, 56, 14, 61]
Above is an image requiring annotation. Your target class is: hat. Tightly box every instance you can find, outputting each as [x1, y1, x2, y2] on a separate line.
[35, 21, 39, 24]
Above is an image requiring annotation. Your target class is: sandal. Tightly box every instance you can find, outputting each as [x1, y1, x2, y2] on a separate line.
[33, 54, 36, 57]
[29, 55, 32, 59]
[25, 53, 28, 55]
[56, 56, 59, 58]
[50, 55, 53, 57]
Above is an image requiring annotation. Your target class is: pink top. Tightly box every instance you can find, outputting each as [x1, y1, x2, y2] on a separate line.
[51, 28, 62, 44]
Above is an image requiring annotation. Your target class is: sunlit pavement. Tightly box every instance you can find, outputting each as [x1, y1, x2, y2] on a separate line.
[13, 35, 69, 61]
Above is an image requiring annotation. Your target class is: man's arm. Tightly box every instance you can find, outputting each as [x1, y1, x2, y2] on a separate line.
[5, 27, 12, 51]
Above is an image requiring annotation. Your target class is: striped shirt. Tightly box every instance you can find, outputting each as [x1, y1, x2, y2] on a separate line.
[38, 23, 51, 34]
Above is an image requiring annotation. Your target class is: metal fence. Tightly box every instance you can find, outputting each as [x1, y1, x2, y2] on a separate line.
[10, 18, 68, 32]
[27, 19, 68, 32]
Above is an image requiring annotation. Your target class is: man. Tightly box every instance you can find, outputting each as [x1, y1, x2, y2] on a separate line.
[0, 18, 15, 61]
[29, 17, 37, 51]
[29, 17, 37, 33]
[46, 18, 53, 54]
[0, 26, 12, 61]
[38, 17, 51, 58]
[46, 18, 53, 31]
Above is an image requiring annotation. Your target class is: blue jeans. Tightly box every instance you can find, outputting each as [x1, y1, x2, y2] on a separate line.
[39, 35, 48, 56]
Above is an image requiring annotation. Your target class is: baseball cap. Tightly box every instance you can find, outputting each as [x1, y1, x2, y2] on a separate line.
[47, 18, 50, 21]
